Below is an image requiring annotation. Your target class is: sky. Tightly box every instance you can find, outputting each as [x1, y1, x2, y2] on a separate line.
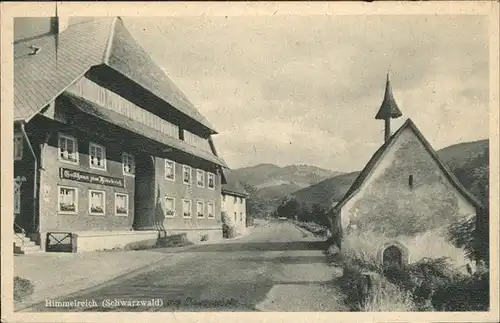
[123, 15, 489, 172]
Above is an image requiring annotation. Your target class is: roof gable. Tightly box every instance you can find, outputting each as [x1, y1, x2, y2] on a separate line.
[14, 18, 114, 122]
[14, 17, 217, 133]
[105, 18, 216, 133]
[330, 118, 483, 214]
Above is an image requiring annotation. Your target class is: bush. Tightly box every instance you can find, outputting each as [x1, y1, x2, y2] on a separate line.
[382, 257, 489, 311]
[221, 212, 238, 239]
[156, 234, 193, 248]
[335, 250, 489, 312]
[200, 234, 209, 242]
[432, 268, 489, 311]
[14, 276, 34, 302]
[222, 224, 236, 238]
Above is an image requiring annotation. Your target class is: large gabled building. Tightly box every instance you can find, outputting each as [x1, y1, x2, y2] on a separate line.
[13, 17, 228, 252]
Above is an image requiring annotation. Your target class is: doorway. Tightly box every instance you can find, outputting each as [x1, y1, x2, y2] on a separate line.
[383, 245, 404, 268]
[133, 154, 156, 230]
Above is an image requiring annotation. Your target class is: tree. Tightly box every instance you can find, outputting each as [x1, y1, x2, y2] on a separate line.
[298, 204, 311, 222]
[275, 198, 301, 219]
[311, 203, 329, 227]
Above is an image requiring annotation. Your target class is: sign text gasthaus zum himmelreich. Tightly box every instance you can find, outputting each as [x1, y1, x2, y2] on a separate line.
[59, 168, 125, 188]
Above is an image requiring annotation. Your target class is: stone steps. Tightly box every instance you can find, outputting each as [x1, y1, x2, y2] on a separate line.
[14, 235, 42, 254]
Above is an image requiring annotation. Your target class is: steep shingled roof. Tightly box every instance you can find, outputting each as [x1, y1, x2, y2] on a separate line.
[14, 17, 217, 133]
[328, 118, 483, 215]
[14, 18, 113, 122]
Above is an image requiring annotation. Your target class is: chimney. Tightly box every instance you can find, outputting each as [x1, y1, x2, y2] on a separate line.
[50, 2, 69, 35]
[50, 16, 69, 35]
[375, 71, 402, 142]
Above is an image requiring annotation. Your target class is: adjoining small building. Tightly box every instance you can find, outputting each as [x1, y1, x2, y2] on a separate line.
[13, 17, 228, 253]
[221, 171, 250, 235]
[326, 73, 484, 268]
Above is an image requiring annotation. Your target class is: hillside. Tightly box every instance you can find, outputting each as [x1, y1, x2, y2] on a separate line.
[437, 139, 489, 206]
[274, 139, 489, 220]
[436, 139, 489, 171]
[231, 164, 342, 217]
[290, 171, 361, 210]
[231, 164, 342, 189]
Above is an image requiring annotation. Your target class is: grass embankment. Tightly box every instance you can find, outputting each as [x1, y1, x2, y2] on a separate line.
[330, 231, 489, 312]
[14, 276, 35, 302]
[288, 219, 328, 237]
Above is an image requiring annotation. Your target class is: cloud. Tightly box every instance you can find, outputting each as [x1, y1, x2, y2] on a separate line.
[124, 15, 489, 171]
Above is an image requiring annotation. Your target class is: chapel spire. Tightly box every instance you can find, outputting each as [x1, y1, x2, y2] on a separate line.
[375, 70, 402, 142]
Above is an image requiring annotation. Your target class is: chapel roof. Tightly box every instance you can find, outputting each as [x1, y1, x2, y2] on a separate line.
[328, 118, 483, 215]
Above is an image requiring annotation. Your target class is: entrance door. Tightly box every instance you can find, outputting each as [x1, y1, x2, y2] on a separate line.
[382, 245, 404, 268]
[133, 154, 155, 230]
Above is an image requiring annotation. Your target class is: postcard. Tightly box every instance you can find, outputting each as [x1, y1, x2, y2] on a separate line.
[1, 1, 499, 322]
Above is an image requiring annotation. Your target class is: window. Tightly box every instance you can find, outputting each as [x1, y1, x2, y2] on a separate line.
[197, 200, 204, 218]
[240, 212, 243, 222]
[207, 201, 215, 218]
[196, 169, 205, 188]
[207, 173, 215, 189]
[14, 180, 21, 214]
[182, 199, 192, 218]
[409, 174, 414, 190]
[240, 197, 244, 204]
[89, 142, 106, 170]
[233, 196, 237, 204]
[14, 133, 23, 160]
[89, 190, 105, 215]
[222, 194, 226, 202]
[165, 160, 175, 181]
[58, 133, 78, 164]
[234, 212, 237, 222]
[165, 196, 175, 217]
[97, 86, 106, 106]
[122, 153, 135, 176]
[183, 165, 191, 185]
[115, 193, 128, 216]
[58, 186, 78, 214]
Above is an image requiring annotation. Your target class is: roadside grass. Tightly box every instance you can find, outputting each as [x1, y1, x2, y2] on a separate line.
[289, 220, 328, 237]
[14, 276, 35, 302]
[361, 277, 417, 312]
[327, 228, 489, 312]
[334, 248, 489, 312]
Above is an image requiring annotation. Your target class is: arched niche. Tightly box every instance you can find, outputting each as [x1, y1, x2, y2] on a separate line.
[377, 240, 410, 268]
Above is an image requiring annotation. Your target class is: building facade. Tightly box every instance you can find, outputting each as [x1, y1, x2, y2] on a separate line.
[221, 174, 249, 234]
[13, 17, 227, 252]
